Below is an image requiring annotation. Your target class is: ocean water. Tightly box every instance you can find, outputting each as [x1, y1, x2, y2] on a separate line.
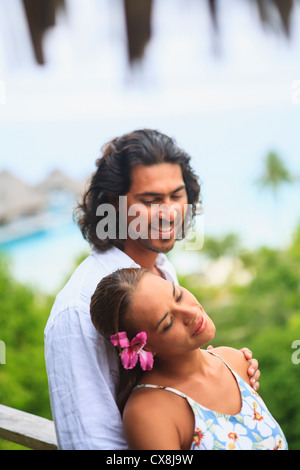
[0, 216, 89, 295]
[1, 106, 300, 294]
[1, 187, 299, 296]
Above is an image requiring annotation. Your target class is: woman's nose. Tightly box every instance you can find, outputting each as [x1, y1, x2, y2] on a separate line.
[179, 307, 198, 326]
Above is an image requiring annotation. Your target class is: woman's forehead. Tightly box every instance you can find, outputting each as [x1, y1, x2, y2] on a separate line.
[128, 274, 172, 331]
[132, 273, 171, 309]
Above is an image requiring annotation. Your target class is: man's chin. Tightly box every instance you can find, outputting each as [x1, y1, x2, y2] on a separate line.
[138, 236, 176, 254]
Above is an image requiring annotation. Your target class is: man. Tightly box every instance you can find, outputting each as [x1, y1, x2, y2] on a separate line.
[44, 129, 260, 450]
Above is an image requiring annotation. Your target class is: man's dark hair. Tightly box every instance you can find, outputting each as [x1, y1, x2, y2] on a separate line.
[74, 128, 201, 252]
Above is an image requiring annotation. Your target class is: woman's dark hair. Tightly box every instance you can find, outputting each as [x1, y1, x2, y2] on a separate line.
[90, 267, 148, 413]
[75, 129, 201, 252]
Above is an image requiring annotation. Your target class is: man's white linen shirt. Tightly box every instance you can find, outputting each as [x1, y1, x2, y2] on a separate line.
[44, 246, 178, 450]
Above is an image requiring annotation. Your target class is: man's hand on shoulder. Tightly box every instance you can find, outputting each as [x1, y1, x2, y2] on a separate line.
[239, 347, 260, 391]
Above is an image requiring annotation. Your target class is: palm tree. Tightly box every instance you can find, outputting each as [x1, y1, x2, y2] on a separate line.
[254, 151, 297, 246]
[255, 151, 294, 199]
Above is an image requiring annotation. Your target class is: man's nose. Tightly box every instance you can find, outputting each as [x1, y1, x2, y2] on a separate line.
[158, 202, 176, 222]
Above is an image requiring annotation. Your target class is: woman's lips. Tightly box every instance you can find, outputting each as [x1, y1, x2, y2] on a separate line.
[192, 315, 207, 336]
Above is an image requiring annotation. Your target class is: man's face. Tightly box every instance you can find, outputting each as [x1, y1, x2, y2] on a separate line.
[123, 163, 188, 254]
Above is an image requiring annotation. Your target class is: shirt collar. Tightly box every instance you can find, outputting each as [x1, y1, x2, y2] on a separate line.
[155, 252, 168, 268]
[91, 246, 168, 271]
[91, 246, 140, 271]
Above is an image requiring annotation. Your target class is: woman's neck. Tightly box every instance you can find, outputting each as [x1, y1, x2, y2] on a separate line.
[149, 349, 210, 383]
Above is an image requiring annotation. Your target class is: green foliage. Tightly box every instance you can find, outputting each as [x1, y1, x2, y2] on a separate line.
[0, 252, 55, 449]
[199, 233, 242, 260]
[0, 223, 299, 449]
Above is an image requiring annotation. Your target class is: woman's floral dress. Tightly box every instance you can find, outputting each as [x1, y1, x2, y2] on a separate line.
[133, 352, 288, 450]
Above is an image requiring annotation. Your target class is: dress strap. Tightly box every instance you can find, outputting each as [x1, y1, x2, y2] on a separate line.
[205, 349, 236, 374]
[132, 351, 239, 405]
[132, 384, 188, 400]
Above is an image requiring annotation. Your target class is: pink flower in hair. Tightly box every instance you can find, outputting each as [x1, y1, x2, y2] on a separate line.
[110, 331, 154, 371]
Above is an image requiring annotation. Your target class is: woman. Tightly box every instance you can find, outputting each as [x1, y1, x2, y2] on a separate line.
[90, 268, 288, 450]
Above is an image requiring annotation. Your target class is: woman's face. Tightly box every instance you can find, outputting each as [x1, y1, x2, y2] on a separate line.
[128, 272, 216, 360]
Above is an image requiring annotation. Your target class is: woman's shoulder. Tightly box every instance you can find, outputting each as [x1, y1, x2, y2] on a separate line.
[210, 346, 251, 385]
[123, 385, 187, 449]
[124, 382, 181, 419]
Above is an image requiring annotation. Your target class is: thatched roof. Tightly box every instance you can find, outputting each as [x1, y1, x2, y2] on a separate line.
[0, 170, 47, 223]
[21, 0, 294, 66]
[36, 169, 86, 196]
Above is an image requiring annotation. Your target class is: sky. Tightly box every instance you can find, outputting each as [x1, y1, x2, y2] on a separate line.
[0, 0, 300, 289]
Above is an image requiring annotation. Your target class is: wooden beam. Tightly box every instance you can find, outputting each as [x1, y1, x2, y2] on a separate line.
[123, 0, 153, 63]
[0, 404, 57, 450]
[22, 0, 65, 65]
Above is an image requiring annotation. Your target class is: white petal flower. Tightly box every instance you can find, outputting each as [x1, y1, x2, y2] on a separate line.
[243, 397, 275, 438]
[191, 416, 214, 450]
[214, 418, 252, 450]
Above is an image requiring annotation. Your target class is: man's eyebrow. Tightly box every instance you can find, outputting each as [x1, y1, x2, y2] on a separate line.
[155, 283, 175, 330]
[135, 185, 186, 198]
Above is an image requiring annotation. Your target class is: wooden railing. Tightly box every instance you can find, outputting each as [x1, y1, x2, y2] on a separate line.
[0, 404, 57, 450]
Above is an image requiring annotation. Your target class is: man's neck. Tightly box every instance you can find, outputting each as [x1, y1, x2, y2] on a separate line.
[124, 240, 161, 275]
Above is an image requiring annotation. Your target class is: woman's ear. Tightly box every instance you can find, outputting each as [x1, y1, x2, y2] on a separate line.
[143, 345, 156, 355]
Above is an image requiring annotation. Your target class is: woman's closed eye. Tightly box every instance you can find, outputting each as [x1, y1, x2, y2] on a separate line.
[176, 289, 183, 303]
[163, 317, 174, 332]
[157, 285, 183, 333]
